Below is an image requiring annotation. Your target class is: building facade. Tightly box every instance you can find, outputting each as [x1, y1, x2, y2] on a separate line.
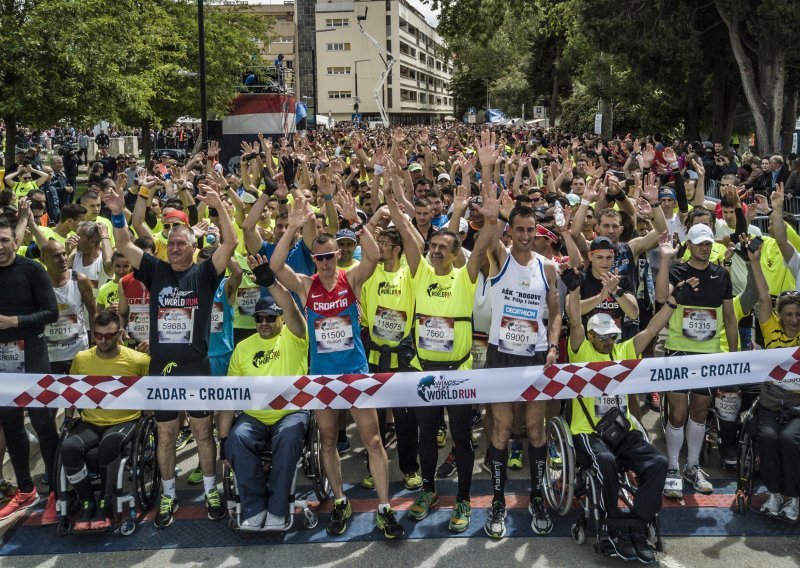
[314, 0, 453, 124]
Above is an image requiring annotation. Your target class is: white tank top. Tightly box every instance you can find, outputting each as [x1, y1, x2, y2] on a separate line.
[73, 250, 108, 292]
[471, 272, 493, 370]
[45, 271, 88, 362]
[488, 252, 549, 356]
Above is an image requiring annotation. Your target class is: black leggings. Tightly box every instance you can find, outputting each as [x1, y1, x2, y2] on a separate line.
[416, 404, 473, 502]
[61, 420, 137, 502]
[757, 407, 800, 498]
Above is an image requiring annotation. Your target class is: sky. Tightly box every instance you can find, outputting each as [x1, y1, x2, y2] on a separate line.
[240, 0, 441, 27]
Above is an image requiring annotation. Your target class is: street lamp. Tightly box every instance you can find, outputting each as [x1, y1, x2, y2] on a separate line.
[197, 0, 208, 147]
[353, 59, 369, 106]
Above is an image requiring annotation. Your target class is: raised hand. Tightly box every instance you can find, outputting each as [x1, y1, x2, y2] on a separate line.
[207, 140, 220, 158]
[642, 172, 658, 204]
[641, 144, 655, 168]
[663, 146, 677, 165]
[476, 129, 500, 169]
[659, 230, 677, 258]
[772, 181, 785, 210]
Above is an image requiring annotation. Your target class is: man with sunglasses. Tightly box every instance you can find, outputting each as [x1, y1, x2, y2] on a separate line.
[564, 283, 674, 564]
[219, 256, 310, 531]
[270, 197, 404, 540]
[60, 310, 150, 531]
[104, 185, 237, 528]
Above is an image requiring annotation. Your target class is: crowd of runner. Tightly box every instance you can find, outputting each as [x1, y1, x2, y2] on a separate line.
[0, 124, 799, 562]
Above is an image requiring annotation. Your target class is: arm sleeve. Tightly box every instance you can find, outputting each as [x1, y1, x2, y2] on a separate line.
[17, 264, 59, 328]
[673, 172, 689, 213]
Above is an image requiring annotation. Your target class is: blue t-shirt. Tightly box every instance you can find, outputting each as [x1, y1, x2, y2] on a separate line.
[208, 278, 234, 359]
[258, 238, 315, 308]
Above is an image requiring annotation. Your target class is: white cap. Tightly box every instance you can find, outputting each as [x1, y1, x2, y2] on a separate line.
[437, 172, 451, 182]
[587, 313, 622, 335]
[686, 223, 714, 244]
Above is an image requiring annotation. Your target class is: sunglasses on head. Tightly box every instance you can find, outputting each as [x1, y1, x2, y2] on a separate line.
[594, 332, 619, 341]
[779, 290, 800, 298]
[312, 252, 336, 261]
[254, 314, 279, 324]
[94, 330, 120, 341]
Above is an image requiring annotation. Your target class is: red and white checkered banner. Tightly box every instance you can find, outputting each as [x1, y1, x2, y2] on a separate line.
[1, 347, 799, 411]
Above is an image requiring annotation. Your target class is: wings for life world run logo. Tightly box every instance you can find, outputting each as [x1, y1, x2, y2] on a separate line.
[417, 375, 477, 402]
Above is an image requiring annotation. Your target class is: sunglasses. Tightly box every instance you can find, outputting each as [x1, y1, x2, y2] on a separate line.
[254, 314, 279, 324]
[94, 330, 120, 341]
[779, 290, 800, 298]
[163, 222, 183, 230]
[312, 252, 336, 261]
[594, 332, 619, 341]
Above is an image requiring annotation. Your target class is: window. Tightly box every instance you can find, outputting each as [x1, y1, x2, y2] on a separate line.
[400, 89, 416, 102]
[327, 66, 352, 75]
[328, 90, 352, 99]
[326, 43, 351, 51]
[325, 18, 349, 28]
[387, 88, 393, 108]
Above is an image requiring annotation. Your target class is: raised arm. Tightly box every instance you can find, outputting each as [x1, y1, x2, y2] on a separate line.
[386, 186, 421, 276]
[771, 182, 795, 263]
[566, 287, 585, 353]
[747, 244, 773, 323]
[269, 197, 313, 296]
[249, 254, 306, 339]
[197, 189, 238, 276]
[103, 185, 143, 269]
[468, 183, 501, 283]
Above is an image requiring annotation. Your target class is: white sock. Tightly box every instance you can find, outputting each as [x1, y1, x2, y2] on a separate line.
[162, 477, 176, 499]
[685, 419, 705, 468]
[378, 502, 390, 513]
[203, 476, 216, 495]
[665, 423, 684, 470]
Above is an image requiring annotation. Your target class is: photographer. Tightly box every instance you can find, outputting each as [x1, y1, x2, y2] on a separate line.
[710, 151, 738, 182]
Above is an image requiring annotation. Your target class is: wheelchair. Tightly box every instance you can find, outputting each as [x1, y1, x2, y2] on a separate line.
[735, 398, 761, 515]
[544, 414, 664, 558]
[54, 413, 160, 536]
[223, 411, 331, 531]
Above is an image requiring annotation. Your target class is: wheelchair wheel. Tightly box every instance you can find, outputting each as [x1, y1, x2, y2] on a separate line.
[543, 416, 575, 516]
[307, 415, 332, 503]
[735, 401, 758, 515]
[132, 415, 160, 512]
[571, 522, 585, 545]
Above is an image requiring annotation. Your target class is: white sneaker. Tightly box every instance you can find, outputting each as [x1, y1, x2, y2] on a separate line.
[761, 493, 783, 517]
[239, 509, 266, 531]
[263, 511, 289, 532]
[682, 465, 713, 494]
[779, 497, 799, 522]
[663, 469, 683, 498]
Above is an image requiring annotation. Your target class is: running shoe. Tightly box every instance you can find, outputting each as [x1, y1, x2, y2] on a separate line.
[205, 488, 226, 520]
[408, 490, 438, 521]
[646, 392, 661, 412]
[74, 499, 95, 531]
[0, 480, 16, 506]
[187, 466, 203, 485]
[448, 500, 471, 533]
[436, 425, 447, 448]
[507, 445, 523, 470]
[0, 489, 39, 520]
[528, 497, 553, 535]
[154, 495, 178, 528]
[683, 464, 713, 494]
[722, 444, 739, 468]
[484, 500, 506, 539]
[435, 453, 457, 478]
[404, 471, 423, 490]
[361, 473, 375, 490]
[780, 497, 799, 522]
[90, 499, 111, 530]
[41, 491, 58, 526]
[383, 426, 397, 449]
[326, 498, 352, 535]
[376, 506, 404, 539]
[175, 428, 193, 451]
[471, 409, 482, 428]
[630, 527, 657, 563]
[663, 468, 683, 498]
[607, 526, 637, 561]
[761, 492, 783, 517]
[336, 439, 351, 455]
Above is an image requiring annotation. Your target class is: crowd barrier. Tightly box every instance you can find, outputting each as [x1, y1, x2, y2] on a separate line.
[1, 347, 798, 411]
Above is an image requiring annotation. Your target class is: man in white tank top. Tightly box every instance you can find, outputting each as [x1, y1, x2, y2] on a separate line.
[482, 205, 561, 539]
[41, 241, 97, 373]
[69, 221, 112, 292]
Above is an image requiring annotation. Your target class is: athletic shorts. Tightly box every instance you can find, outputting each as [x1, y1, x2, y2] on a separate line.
[150, 356, 213, 423]
[664, 349, 713, 396]
[486, 344, 546, 368]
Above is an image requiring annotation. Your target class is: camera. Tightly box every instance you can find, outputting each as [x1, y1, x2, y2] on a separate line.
[59, 143, 78, 157]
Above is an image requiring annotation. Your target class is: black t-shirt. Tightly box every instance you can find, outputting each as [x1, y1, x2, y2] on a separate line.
[668, 261, 732, 307]
[134, 253, 222, 366]
[579, 268, 635, 331]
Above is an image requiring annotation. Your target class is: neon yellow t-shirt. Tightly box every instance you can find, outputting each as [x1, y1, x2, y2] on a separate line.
[761, 235, 797, 296]
[70, 346, 148, 426]
[412, 260, 476, 369]
[227, 328, 308, 425]
[97, 280, 119, 310]
[720, 295, 746, 352]
[361, 263, 417, 369]
[567, 338, 638, 435]
[233, 252, 258, 330]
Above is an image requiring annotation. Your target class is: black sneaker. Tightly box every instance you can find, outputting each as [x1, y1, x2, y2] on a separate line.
[154, 495, 178, 528]
[205, 488, 226, 520]
[326, 498, 352, 535]
[630, 528, 657, 563]
[607, 527, 637, 561]
[175, 427, 193, 451]
[435, 453, 457, 478]
[722, 444, 739, 468]
[376, 506, 404, 539]
[383, 426, 397, 449]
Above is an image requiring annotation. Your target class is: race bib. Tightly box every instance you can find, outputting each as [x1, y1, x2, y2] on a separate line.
[314, 316, 354, 353]
[595, 395, 627, 418]
[128, 305, 150, 342]
[372, 307, 407, 342]
[210, 302, 225, 334]
[45, 314, 82, 345]
[0, 340, 25, 373]
[471, 335, 489, 369]
[418, 315, 455, 353]
[157, 307, 194, 344]
[682, 308, 717, 341]
[497, 316, 538, 356]
[236, 287, 260, 316]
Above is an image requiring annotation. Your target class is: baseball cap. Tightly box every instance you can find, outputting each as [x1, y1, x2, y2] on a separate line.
[239, 191, 257, 204]
[587, 313, 622, 335]
[658, 187, 676, 200]
[335, 228, 357, 243]
[589, 236, 615, 253]
[437, 172, 451, 182]
[253, 296, 283, 316]
[686, 223, 714, 244]
[163, 210, 189, 225]
[535, 224, 559, 245]
[565, 193, 581, 206]
[408, 163, 423, 172]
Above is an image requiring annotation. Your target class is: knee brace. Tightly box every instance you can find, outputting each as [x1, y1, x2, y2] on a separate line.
[66, 464, 88, 485]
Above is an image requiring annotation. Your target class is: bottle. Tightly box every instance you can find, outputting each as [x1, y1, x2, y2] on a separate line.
[206, 223, 217, 245]
[554, 200, 566, 227]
